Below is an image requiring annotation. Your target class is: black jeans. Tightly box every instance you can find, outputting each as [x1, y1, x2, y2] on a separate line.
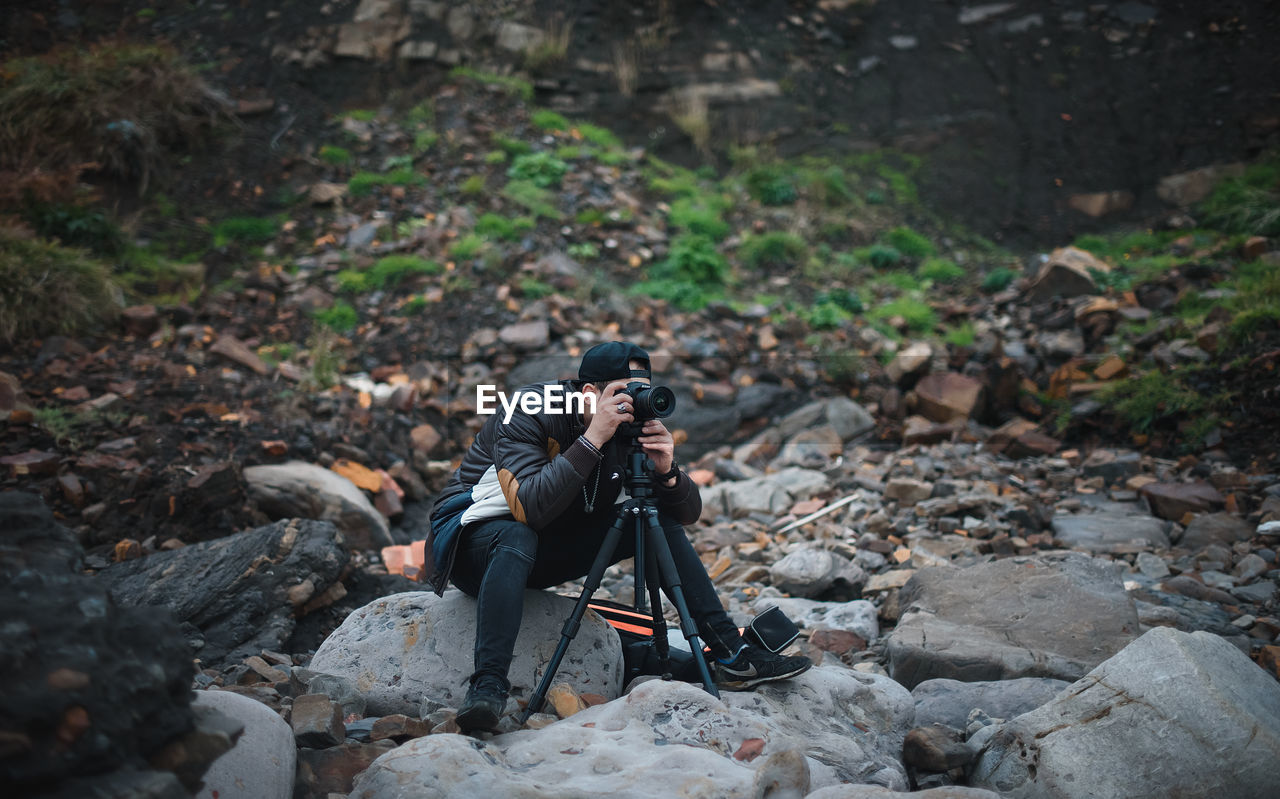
[450, 504, 744, 689]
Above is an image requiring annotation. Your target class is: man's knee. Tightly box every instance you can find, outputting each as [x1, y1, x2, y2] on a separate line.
[490, 520, 538, 562]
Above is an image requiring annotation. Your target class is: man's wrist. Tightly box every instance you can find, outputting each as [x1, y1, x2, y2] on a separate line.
[657, 460, 680, 483]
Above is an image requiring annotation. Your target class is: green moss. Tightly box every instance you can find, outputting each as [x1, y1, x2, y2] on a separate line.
[886, 226, 934, 259]
[668, 196, 730, 241]
[506, 151, 568, 188]
[866, 244, 901, 269]
[212, 216, 277, 247]
[743, 165, 797, 206]
[871, 270, 921, 292]
[1096, 370, 1212, 434]
[575, 208, 606, 225]
[1201, 156, 1280, 236]
[654, 233, 728, 285]
[740, 232, 807, 270]
[476, 213, 534, 241]
[944, 322, 976, 347]
[502, 180, 562, 219]
[460, 175, 486, 196]
[414, 130, 440, 151]
[869, 297, 937, 333]
[531, 109, 571, 131]
[484, 150, 508, 165]
[567, 242, 598, 260]
[518, 276, 555, 299]
[369, 254, 441, 287]
[981, 267, 1017, 293]
[576, 123, 622, 149]
[450, 233, 486, 260]
[449, 67, 534, 101]
[1228, 259, 1280, 341]
[318, 145, 352, 166]
[348, 167, 423, 197]
[804, 302, 852, 330]
[918, 257, 965, 283]
[313, 300, 358, 333]
[493, 134, 532, 157]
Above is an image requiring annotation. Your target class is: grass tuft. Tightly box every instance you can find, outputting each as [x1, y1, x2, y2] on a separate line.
[0, 228, 120, 343]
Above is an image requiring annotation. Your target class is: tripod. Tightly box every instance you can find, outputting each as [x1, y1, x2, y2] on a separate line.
[519, 428, 720, 723]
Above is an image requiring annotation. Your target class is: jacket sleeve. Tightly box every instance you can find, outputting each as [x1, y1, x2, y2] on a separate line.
[654, 469, 702, 525]
[491, 410, 602, 531]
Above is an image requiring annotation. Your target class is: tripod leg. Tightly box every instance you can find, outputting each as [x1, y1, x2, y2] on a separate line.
[640, 505, 720, 699]
[645, 546, 671, 677]
[519, 508, 629, 725]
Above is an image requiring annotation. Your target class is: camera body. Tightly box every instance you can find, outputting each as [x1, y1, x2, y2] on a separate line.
[621, 381, 676, 421]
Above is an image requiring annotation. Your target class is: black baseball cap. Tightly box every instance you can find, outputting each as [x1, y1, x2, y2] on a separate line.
[577, 341, 651, 383]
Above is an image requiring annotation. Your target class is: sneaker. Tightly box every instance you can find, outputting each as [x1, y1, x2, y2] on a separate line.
[713, 645, 812, 691]
[456, 674, 508, 733]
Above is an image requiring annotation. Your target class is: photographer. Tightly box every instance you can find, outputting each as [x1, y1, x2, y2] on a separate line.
[424, 341, 811, 732]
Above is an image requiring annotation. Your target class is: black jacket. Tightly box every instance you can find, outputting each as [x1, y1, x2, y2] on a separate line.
[424, 380, 701, 595]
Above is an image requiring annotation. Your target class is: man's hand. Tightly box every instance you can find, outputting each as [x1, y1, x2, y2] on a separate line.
[584, 380, 634, 450]
[637, 419, 677, 486]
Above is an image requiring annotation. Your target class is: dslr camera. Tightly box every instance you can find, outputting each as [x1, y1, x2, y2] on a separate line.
[620, 381, 676, 421]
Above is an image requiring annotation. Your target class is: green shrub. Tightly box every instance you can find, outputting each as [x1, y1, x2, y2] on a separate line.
[313, 300, 358, 334]
[493, 134, 532, 157]
[484, 150, 508, 165]
[213, 216, 277, 247]
[804, 302, 852, 330]
[25, 203, 126, 256]
[0, 230, 119, 343]
[944, 322, 976, 347]
[531, 109, 571, 131]
[918, 257, 964, 283]
[577, 123, 622, 149]
[656, 233, 728, 285]
[502, 180, 562, 219]
[867, 244, 901, 269]
[873, 270, 921, 292]
[1096, 371, 1208, 433]
[318, 145, 352, 166]
[815, 287, 863, 314]
[886, 227, 934, 258]
[369, 254, 441, 287]
[507, 152, 568, 188]
[406, 100, 434, 127]
[518, 276, 555, 298]
[476, 213, 534, 241]
[460, 175, 486, 196]
[740, 231, 807, 270]
[645, 157, 703, 199]
[0, 42, 228, 204]
[575, 208, 605, 225]
[1228, 259, 1280, 341]
[668, 196, 730, 241]
[805, 165, 856, 206]
[1201, 157, 1280, 236]
[348, 168, 423, 197]
[870, 297, 937, 333]
[335, 269, 369, 293]
[981, 267, 1017, 292]
[414, 130, 439, 151]
[555, 145, 590, 160]
[567, 242, 598, 260]
[450, 234, 486, 260]
[449, 66, 534, 101]
[744, 165, 797, 206]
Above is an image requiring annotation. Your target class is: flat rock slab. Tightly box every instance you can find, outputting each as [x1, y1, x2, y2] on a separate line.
[353, 671, 916, 797]
[1050, 510, 1170, 553]
[970, 628, 1280, 798]
[99, 518, 348, 666]
[911, 677, 1071, 730]
[308, 590, 623, 715]
[886, 553, 1140, 689]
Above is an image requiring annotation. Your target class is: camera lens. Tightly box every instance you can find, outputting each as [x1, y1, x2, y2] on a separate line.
[627, 383, 675, 419]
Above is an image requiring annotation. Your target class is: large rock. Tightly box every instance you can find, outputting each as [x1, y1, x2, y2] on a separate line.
[912, 372, 985, 423]
[1050, 510, 1170, 553]
[825, 397, 877, 441]
[352, 670, 915, 796]
[1139, 480, 1224, 521]
[911, 677, 1071, 730]
[1156, 163, 1246, 207]
[1026, 247, 1108, 301]
[1179, 512, 1253, 551]
[0, 494, 197, 792]
[244, 461, 393, 549]
[308, 590, 623, 715]
[193, 690, 294, 799]
[99, 518, 349, 665]
[708, 468, 831, 519]
[970, 628, 1280, 798]
[768, 547, 866, 599]
[753, 596, 880, 643]
[886, 553, 1140, 689]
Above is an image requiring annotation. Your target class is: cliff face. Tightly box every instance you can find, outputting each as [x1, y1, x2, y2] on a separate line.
[4, 0, 1277, 242]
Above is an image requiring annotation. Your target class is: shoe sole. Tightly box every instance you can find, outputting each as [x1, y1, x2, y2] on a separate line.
[455, 705, 501, 733]
[716, 660, 813, 691]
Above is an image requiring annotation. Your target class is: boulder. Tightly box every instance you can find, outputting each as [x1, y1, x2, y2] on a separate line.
[1050, 510, 1170, 553]
[825, 397, 877, 441]
[768, 547, 866, 599]
[0, 495, 196, 792]
[193, 690, 294, 799]
[353, 670, 915, 796]
[1026, 247, 1109, 301]
[774, 425, 843, 467]
[1139, 480, 1224, 521]
[807, 786, 1002, 798]
[885, 342, 933, 385]
[886, 553, 1140, 689]
[884, 477, 934, 506]
[99, 518, 349, 665]
[970, 628, 1280, 799]
[1179, 512, 1254, 551]
[244, 461, 393, 549]
[912, 373, 985, 423]
[308, 590, 623, 715]
[911, 677, 1071, 730]
[1156, 163, 1246, 207]
[753, 596, 880, 643]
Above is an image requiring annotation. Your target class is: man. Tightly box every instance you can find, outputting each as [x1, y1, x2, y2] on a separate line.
[424, 341, 811, 733]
